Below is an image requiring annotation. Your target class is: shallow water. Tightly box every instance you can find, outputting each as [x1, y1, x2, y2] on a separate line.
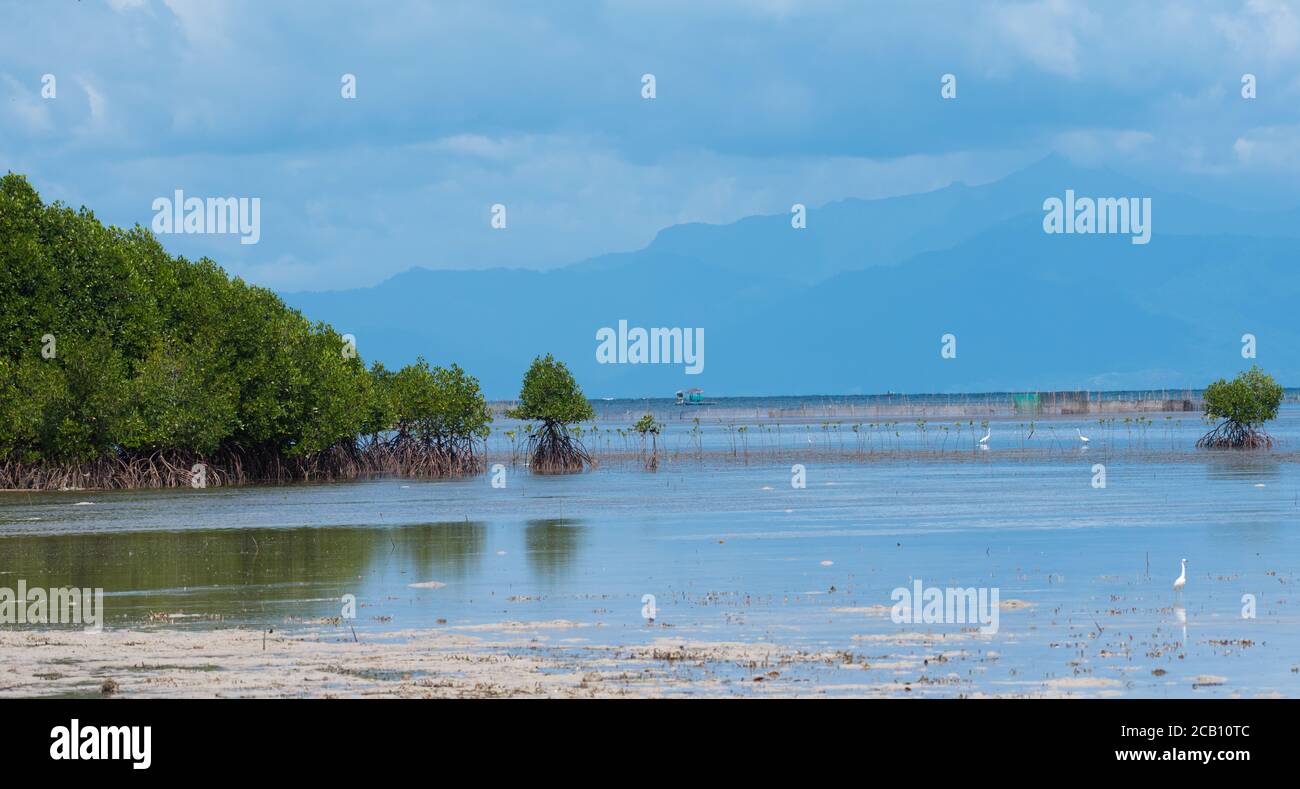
[2, 405, 1299, 697]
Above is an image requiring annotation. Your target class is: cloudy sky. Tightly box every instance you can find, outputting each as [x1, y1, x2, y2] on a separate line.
[2, 0, 1299, 290]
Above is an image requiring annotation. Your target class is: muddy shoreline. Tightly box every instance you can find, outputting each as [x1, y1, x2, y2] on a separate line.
[0, 625, 916, 698]
[1, 616, 1285, 699]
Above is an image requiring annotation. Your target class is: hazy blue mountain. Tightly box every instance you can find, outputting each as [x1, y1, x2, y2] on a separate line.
[282, 157, 1300, 398]
[286, 254, 797, 397]
[703, 218, 1300, 395]
[611, 154, 1300, 284]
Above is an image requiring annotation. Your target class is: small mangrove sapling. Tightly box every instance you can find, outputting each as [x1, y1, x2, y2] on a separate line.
[633, 413, 663, 470]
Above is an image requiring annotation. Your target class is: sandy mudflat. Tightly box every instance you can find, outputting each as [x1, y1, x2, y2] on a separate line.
[0, 614, 1290, 698]
[0, 624, 1021, 698]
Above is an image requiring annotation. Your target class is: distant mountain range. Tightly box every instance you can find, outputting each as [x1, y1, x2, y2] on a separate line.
[281, 156, 1300, 399]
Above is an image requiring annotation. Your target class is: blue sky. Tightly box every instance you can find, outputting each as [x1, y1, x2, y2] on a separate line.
[3, 0, 1300, 290]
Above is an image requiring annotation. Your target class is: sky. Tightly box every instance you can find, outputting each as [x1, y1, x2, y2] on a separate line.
[2, 0, 1300, 290]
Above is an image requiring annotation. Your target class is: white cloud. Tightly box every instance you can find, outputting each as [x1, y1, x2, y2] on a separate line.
[1214, 0, 1300, 63]
[1053, 129, 1157, 165]
[989, 0, 1092, 78]
[163, 0, 230, 47]
[69, 77, 120, 142]
[79, 79, 107, 124]
[4, 0, 1299, 291]
[1232, 125, 1300, 171]
[427, 134, 524, 160]
[1, 75, 53, 133]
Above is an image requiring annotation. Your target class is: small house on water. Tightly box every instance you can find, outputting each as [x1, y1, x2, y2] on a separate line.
[675, 388, 705, 405]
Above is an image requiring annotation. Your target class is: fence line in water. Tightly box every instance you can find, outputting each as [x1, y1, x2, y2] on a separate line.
[493, 389, 1221, 423]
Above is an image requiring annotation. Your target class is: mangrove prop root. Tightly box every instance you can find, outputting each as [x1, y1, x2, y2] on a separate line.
[0, 438, 485, 491]
[525, 423, 591, 474]
[1195, 420, 1275, 449]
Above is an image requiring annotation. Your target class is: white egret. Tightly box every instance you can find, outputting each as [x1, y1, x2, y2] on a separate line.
[1173, 558, 1187, 592]
[978, 426, 991, 447]
[1077, 428, 1089, 444]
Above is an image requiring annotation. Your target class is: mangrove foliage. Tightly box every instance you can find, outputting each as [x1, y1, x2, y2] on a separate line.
[1196, 365, 1283, 449]
[507, 354, 595, 473]
[0, 174, 491, 488]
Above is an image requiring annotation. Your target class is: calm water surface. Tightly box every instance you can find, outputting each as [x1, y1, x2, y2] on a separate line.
[3, 405, 1299, 697]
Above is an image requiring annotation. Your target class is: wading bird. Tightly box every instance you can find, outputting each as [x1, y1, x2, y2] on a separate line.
[1077, 428, 1090, 444]
[1173, 558, 1187, 592]
[978, 426, 991, 448]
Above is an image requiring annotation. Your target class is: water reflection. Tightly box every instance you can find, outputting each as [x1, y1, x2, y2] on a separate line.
[1202, 452, 1283, 482]
[524, 519, 587, 582]
[0, 521, 487, 625]
[401, 521, 486, 579]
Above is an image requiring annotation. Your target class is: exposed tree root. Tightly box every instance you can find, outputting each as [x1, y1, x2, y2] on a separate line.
[0, 438, 484, 491]
[525, 422, 590, 474]
[1195, 420, 1275, 449]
